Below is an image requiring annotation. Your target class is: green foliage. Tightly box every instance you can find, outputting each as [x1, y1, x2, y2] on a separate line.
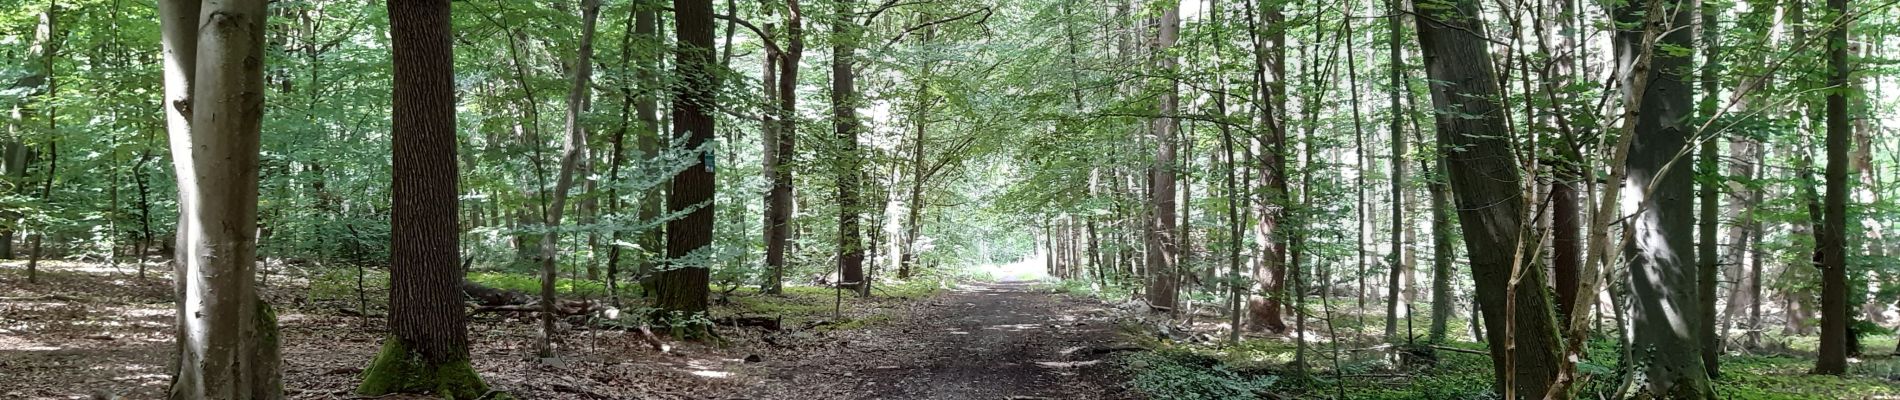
[1120, 348, 1279, 400]
[466, 271, 611, 298]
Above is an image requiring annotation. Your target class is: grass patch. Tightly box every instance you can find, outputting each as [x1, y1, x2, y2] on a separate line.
[465, 271, 614, 298]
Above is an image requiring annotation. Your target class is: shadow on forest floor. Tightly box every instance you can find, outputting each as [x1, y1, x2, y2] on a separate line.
[0, 260, 997, 399]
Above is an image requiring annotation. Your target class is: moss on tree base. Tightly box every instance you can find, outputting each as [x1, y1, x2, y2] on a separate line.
[357, 337, 488, 399]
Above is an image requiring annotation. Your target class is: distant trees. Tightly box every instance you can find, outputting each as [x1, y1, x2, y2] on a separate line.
[156, 0, 282, 398]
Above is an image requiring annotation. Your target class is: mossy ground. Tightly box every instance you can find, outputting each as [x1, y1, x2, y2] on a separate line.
[356, 337, 489, 399]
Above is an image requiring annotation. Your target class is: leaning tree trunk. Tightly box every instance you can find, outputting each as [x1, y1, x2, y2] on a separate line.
[357, 1, 487, 395]
[654, 0, 718, 314]
[534, 0, 602, 358]
[158, 0, 282, 398]
[1411, 0, 1564, 394]
[1616, 0, 1715, 395]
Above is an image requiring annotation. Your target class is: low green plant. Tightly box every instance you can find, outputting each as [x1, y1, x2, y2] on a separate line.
[1120, 348, 1278, 399]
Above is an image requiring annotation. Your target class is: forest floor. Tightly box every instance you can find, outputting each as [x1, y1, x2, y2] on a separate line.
[0, 260, 1139, 400]
[719, 281, 1137, 400]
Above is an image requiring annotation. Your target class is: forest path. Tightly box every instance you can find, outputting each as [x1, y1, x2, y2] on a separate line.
[728, 282, 1138, 400]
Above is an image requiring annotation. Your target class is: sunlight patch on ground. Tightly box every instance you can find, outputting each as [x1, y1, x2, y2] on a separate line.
[984, 323, 1043, 332]
[0, 335, 63, 351]
[681, 359, 732, 379]
[970, 253, 1050, 282]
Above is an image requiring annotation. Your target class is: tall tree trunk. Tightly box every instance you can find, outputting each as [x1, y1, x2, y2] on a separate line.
[358, 1, 487, 395]
[1551, 179, 1581, 321]
[1145, 0, 1181, 311]
[1244, 0, 1288, 334]
[832, 0, 867, 297]
[1380, 4, 1409, 341]
[535, 0, 602, 358]
[634, 2, 665, 294]
[764, 0, 803, 293]
[1411, 0, 1564, 394]
[1814, 0, 1851, 375]
[1616, 0, 1715, 395]
[655, 0, 718, 313]
[1426, 159, 1455, 343]
[158, 0, 282, 397]
[1696, 0, 1723, 377]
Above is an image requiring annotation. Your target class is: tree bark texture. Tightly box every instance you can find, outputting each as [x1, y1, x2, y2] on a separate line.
[158, 0, 282, 398]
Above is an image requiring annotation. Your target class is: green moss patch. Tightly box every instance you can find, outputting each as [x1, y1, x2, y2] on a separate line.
[357, 337, 489, 399]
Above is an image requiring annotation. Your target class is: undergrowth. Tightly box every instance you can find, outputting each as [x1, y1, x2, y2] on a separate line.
[1048, 276, 1900, 400]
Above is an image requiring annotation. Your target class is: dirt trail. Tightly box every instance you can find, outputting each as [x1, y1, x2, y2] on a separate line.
[728, 282, 1137, 400]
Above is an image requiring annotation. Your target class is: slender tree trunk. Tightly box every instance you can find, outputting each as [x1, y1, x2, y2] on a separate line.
[23, 4, 59, 284]
[634, 2, 665, 294]
[358, 1, 487, 394]
[764, 0, 803, 293]
[1145, 0, 1181, 311]
[1426, 159, 1455, 343]
[158, 0, 282, 397]
[1384, 0, 1410, 343]
[1814, 0, 1851, 375]
[1696, 0, 1723, 377]
[534, 0, 602, 358]
[655, 0, 718, 314]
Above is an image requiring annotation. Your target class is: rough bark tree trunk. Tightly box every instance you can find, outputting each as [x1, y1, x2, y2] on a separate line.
[357, 1, 487, 395]
[654, 0, 717, 314]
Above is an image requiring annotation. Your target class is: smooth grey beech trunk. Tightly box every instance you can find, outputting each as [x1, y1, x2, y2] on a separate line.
[157, 0, 281, 398]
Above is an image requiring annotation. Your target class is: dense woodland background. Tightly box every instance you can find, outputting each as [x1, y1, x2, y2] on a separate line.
[1, 0, 1900, 398]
